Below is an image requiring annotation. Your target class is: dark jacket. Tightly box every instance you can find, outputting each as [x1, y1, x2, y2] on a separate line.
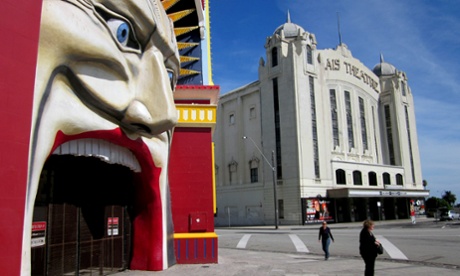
[359, 227, 377, 257]
[318, 226, 334, 241]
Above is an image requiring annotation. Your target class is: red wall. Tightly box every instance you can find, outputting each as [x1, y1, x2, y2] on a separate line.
[169, 128, 214, 233]
[0, 0, 43, 274]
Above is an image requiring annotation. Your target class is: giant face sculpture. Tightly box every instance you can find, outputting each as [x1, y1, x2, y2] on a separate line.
[24, 0, 179, 272]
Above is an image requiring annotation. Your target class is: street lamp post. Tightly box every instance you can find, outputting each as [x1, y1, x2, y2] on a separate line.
[242, 136, 278, 229]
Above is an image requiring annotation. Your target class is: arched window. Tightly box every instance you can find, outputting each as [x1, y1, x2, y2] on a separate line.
[353, 171, 362, 185]
[271, 47, 278, 67]
[336, 169, 346, 185]
[396, 174, 403, 185]
[249, 157, 260, 183]
[306, 45, 313, 64]
[383, 173, 391, 185]
[228, 159, 238, 184]
[368, 171, 377, 186]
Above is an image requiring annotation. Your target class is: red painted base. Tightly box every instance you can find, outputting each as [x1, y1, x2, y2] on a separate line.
[174, 236, 218, 264]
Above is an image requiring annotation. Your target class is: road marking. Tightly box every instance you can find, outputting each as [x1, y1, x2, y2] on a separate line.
[375, 235, 408, 260]
[236, 234, 251, 249]
[289, 234, 310, 253]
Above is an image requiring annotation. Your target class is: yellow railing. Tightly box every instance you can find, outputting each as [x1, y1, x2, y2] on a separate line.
[175, 105, 216, 127]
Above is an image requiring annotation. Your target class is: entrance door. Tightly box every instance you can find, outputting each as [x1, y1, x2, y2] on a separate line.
[32, 155, 134, 275]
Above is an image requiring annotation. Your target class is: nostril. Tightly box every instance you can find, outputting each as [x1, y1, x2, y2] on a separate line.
[130, 123, 151, 134]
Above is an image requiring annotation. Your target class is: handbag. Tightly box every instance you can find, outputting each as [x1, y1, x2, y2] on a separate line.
[377, 243, 384, 255]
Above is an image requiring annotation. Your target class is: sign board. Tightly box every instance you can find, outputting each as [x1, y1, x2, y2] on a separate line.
[31, 221, 46, 247]
[303, 198, 333, 224]
[107, 217, 119, 236]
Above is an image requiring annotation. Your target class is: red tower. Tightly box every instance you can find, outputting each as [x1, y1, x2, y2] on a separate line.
[170, 85, 219, 264]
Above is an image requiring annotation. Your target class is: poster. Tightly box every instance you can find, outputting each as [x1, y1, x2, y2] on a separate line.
[107, 217, 119, 236]
[31, 221, 46, 247]
[304, 198, 333, 224]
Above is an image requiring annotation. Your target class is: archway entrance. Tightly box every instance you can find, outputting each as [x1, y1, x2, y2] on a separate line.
[32, 155, 134, 275]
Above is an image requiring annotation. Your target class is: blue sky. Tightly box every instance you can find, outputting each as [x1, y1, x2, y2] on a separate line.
[210, 0, 460, 200]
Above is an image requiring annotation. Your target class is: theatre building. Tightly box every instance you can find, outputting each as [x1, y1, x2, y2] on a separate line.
[213, 14, 429, 226]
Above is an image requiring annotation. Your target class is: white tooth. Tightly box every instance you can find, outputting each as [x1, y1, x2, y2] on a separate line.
[78, 139, 85, 154]
[70, 139, 78, 153]
[60, 141, 70, 154]
[52, 139, 141, 172]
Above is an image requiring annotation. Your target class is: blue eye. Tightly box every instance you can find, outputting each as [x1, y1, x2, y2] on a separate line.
[167, 70, 176, 90]
[107, 18, 130, 46]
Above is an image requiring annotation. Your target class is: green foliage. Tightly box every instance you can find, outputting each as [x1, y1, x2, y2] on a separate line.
[441, 191, 457, 207]
[425, 196, 450, 209]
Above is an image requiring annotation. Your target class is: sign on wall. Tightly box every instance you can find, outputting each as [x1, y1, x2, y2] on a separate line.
[31, 221, 46, 247]
[107, 217, 119, 236]
[303, 198, 334, 224]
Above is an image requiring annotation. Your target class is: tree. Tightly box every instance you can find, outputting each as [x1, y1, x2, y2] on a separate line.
[425, 196, 449, 210]
[442, 191, 457, 207]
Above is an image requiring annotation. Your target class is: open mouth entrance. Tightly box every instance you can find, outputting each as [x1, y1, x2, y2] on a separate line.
[32, 154, 135, 276]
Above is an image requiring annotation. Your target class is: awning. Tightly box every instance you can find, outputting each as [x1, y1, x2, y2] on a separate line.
[327, 188, 430, 198]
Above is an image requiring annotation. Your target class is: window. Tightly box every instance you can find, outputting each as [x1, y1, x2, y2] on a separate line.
[330, 89, 339, 148]
[384, 105, 395, 165]
[273, 78, 282, 179]
[405, 106, 416, 184]
[310, 76, 319, 178]
[306, 45, 313, 64]
[368, 172, 377, 186]
[271, 47, 278, 67]
[336, 169, 346, 185]
[359, 97, 368, 151]
[229, 113, 235, 125]
[353, 171, 362, 185]
[345, 91, 355, 149]
[383, 173, 391, 185]
[396, 174, 403, 185]
[249, 157, 259, 183]
[250, 168, 258, 183]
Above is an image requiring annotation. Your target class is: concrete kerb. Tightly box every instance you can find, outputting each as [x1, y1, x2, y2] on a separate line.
[217, 216, 436, 231]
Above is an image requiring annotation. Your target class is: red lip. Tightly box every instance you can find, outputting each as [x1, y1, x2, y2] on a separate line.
[51, 128, 154, 171]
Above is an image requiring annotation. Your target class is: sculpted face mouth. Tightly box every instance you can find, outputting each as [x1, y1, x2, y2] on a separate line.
[52, 138, 142, 173]
[24, 0, 180, 273]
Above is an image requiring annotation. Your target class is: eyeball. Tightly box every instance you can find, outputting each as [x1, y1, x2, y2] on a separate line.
[107, 18, 130, 46]
[167, 70, 176, 91]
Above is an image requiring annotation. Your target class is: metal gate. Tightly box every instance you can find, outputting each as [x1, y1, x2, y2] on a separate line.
[32, 155, 134, 275]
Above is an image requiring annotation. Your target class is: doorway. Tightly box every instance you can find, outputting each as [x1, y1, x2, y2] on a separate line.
[32, 155, 134, 275]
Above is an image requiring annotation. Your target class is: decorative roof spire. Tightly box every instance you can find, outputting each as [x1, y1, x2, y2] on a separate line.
[337, 12, 342, 46]
[287, 10, 291, 23]
[380, 53, 385, 63]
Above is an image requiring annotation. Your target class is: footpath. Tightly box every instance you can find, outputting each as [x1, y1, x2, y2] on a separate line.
[113, 218, 460, 276]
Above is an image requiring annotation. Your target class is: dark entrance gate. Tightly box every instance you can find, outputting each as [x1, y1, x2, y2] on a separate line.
[32, 155, 134, 276]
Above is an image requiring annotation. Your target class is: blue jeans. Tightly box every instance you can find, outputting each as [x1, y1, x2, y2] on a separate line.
[322, 238, 331, 259]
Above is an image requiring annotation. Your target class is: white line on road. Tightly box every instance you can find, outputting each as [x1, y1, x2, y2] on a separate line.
[289, 234, 310, 253]
[236, 234, 252, 249]
[375, 235, 408, 260]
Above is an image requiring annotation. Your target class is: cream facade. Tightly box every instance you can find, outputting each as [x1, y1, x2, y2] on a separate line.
[214, 16, 428, 226]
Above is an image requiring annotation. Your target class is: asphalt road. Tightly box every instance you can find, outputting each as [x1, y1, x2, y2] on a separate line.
[216, 218, 460, 268]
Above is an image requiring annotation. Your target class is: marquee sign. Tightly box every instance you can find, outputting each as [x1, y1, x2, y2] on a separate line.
[325, 58, 380, 93]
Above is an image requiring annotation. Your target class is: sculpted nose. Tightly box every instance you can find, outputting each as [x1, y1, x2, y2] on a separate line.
[121, 99, 177, 137]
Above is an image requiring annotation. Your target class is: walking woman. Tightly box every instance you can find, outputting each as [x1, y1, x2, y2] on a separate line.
[318, 221, 334, 260]
[359, 219, 381, 276]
